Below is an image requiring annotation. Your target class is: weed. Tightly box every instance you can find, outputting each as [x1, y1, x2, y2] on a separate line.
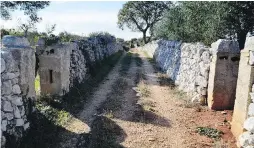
[35, 75, 40, 95]
[196, 127, 223, 139]
[137, 81, 150, 97]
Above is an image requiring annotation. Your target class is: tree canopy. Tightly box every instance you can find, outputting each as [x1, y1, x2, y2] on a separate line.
[1, 1, 50, 22]
[155, 1, 254, 48]
[117, 1, 171, 44]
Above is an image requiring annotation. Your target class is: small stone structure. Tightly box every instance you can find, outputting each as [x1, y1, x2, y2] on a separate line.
[207, 39, 240, 110]
[38, 35, 123, 96]
[231, 36, 254, 147]
[1, 36, 35, 147]
[38, 43, 72, 96]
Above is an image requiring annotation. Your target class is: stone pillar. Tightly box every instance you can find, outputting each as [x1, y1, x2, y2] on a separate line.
[231, 36, 254, 146]
[1, 35, 35, 147]
[38, 43, 71, 96]
[207, 39, 240, 110]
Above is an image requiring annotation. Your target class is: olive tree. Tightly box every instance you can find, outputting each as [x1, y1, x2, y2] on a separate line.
[117, 1, 171, 44]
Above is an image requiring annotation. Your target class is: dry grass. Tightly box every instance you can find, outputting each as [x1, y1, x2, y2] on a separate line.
[213, 140, 230, 148]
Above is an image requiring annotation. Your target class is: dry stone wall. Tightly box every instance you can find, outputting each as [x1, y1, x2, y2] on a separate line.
[1, 36, 36, 147]
[139, 40, 211, 102]
[139, 39, 240, 106]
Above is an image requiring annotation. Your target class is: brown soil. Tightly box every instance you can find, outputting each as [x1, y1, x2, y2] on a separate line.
[57, 49, 237, 148]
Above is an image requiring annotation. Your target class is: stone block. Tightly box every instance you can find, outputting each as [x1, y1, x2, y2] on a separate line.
[5, 113, 14, 120]
[2, 80, 12, 95]
[3, 101, 13, 112]
[12, 84, 21, 94]
[23, 122, 30, 130]
[2, 35, 30, 47]
[248, 103, 254, 116]
[250, 93, 254, 102]
[2, 120, 7, 131]
[11, 78, 19, 85]
[14, 106, 21, 118]
[239, 131, 254, 147]
[2, 72, 16, 80]
[244, 117, 254, 133]
[15, 119, 24, 126]
[1, 58, 6, 73]
[245, 36, 254, 51]
[211, 39, 240, 54]
[11, 96, 23, 106]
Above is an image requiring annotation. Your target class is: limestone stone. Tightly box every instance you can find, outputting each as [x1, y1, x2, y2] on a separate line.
[14, 106, 21, 118]
[244, 117, 254, 133]
[2, 120, 7, 131]
[2, 80, 12, 95]
[239, 131, 254, 147]
[2, 35, 30, 47]
[250, 93, 254, 102]
[23, 122, 30, 130]
[20, 106, 25, 116]
[15, 119, 24, 126]
[11, 96, 23, 106]
[1, 58, 6, 73]
[211, 39, 240, 54]
[245, 36, 254, 51]
[1, 136, 6, 147]
[5, 113, 14, 120]
[12, 84, 21, 94]
[11, 78, 19, 85]
[3, 101, 13, 112]
[2, 72, 16, 80]
[250, 51, 254, 66]
[248, 103, 254, 116]
[191, 94, 201, 103]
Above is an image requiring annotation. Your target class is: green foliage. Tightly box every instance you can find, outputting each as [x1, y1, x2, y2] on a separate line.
[1, 1, 50, 22]
[117, 1, 171, 43]
[89, 31, 116, 43]
[196, 127, 223, 139]
[155, 1, 254, 47]
[58, 31, 85, 42]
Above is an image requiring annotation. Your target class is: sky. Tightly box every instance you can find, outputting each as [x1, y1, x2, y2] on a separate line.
[1, 1, 142, 40]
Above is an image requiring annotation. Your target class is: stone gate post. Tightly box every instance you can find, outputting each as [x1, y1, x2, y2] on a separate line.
[207, 39, 240, 110]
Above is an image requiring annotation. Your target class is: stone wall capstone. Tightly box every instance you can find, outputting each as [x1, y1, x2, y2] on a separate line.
[1, 35, 36, 147]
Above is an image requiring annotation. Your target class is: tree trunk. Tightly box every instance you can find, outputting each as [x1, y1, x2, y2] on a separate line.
[24, 29, 28, 38]
[237, 30, 248, 50]
[143, 31, 147, 44]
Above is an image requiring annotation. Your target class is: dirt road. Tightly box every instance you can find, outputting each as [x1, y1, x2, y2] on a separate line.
[57, 49, 236, 148]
